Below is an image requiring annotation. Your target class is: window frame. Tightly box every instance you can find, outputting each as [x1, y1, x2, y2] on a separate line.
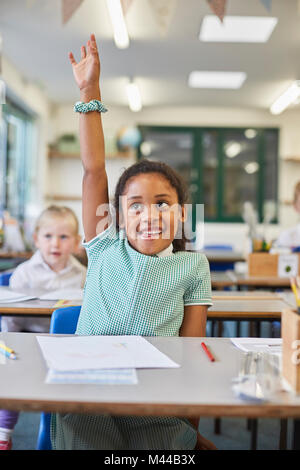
[138, 125, 279, 224]
[1, 99, 35, 222]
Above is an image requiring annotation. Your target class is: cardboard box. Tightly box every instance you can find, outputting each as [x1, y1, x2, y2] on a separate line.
[248, 253, 300, 277]
[282, 308, 300, 393]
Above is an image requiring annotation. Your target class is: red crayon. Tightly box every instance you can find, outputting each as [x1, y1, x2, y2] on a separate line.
[201, 342, 215, 362]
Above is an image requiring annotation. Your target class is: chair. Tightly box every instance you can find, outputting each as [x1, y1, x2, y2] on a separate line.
[35, 306, 81, 450]
[0, 271, 13, 286]
[204, 244, 234, 272]
[0, 271, 13, 332]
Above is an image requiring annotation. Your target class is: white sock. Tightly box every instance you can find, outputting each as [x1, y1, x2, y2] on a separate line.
[0, 427, 13, 441]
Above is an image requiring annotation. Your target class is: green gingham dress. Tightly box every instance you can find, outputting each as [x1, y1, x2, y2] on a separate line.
[51, 223, 212, 450]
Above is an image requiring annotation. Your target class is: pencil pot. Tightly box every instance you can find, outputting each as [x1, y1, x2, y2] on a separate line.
[281, 308, 300, 393]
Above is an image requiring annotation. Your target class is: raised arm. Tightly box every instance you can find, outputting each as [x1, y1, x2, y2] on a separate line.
[69, 34, 110, 242]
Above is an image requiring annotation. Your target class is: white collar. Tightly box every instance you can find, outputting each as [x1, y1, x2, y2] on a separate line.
[156, 244, 174, 257]
[30, 249, 74, 273]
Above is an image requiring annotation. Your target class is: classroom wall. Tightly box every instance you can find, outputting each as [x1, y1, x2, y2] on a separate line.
[3, 54, 300, 249]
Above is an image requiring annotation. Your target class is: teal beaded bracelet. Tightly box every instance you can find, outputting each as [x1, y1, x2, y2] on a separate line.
[74, 99, 108, 113]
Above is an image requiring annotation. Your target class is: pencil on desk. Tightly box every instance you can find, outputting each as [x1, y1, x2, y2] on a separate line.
[290, 277, 300, 314]
[0, 343, 15, 355]
[201, 342, 215, 362]
[0, 348, 16, 360]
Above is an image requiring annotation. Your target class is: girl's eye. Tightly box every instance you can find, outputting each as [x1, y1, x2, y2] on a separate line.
[156, 201, 169, 210]
[44, 234, 52, 239]
[129, 203, 143, 212]
[60, 235, 68, 240]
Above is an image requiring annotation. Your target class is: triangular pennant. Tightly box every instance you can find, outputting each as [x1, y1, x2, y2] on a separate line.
[260, 0, 272, 11]
[62, 0, 84, 24]
[148, 0, 178, 36]
[121, 0, 134, 16]
[206, 0, 227, 22]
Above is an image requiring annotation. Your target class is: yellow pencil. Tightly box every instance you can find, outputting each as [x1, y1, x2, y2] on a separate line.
[290, 277, 300, 306]
[0, 343, 15, 355]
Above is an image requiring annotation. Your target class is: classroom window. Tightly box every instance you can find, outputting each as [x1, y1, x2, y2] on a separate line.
[138, 126, 279, 223]
[0, 100, 36, 222]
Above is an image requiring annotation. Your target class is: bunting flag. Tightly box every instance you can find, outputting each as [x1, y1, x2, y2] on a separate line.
[62, 0, 84, 24]
[206, 0, 227, 22]
[260, 0, 272, 11]
[148, 0, 178, 36]
[121, 0, 134, 16]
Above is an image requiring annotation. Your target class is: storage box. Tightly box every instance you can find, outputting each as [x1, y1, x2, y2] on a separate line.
[248, 253, 300, 277]
[282, 308, 300, 393]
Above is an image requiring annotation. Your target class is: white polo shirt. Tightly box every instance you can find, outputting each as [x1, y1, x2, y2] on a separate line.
[1, 250, 86, 333]
[276, 223, 300, 248]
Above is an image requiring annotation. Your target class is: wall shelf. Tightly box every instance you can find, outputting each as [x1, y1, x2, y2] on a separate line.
[282, 157, 300, 163]
[45, 194, 82, 201]
[48, 150, 134, 160]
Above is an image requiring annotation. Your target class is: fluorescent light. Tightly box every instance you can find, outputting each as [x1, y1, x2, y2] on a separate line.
[244, 129, 257, 139]
[126, 82, 142, 112]
[200, 15, 278, 43]
[244, 162, 259, 174]
[225, 141, 242, 158]
[188, 71, 246, 89]
[270, 81, 300, 115]
[106, 0, 129, 49]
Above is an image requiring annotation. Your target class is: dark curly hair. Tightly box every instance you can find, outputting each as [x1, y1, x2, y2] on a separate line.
[113, 159, 190, 252]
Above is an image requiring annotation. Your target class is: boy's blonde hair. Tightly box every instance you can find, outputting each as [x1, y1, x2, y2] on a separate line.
[34, 205, 79, 235]
[294, 182, 300, 205]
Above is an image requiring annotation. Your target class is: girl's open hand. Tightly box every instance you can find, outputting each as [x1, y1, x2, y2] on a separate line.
[69, 34, 100, 92]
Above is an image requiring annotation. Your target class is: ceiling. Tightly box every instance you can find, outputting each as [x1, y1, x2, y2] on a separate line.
[1, 0, 300, 110]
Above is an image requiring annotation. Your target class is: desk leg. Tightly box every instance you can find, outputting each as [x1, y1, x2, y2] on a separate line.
[249, 419, 258, 450]
[279, 419, 288, 450]
[293, 420, 300, 450]
[214, 418, 221, 435]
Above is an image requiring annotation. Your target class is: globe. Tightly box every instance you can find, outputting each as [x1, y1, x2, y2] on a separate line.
[117, 126, 142, 152]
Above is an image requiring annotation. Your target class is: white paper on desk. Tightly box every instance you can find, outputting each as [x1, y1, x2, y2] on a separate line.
[230, 337, 282, 355]
[45, 368, 138, 384]
[36, 335, 180, 371]
[0, 287, 36, 303]
[38, 288, 84, 301]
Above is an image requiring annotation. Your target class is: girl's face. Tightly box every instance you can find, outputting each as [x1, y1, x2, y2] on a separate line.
[119, 172, 185, 256]
[34, 216, 80, 272]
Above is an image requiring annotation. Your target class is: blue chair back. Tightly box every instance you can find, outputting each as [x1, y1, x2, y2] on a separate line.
[0, 271, 13, 286]
[36, 306, 81, 450]
[204, 244, 234, 272]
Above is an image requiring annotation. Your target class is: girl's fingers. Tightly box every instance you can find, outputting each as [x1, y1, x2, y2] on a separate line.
[69, 52, 77, 66]
[90, 33, 98, 49]
[86, 39, 91, 56]
[81, 46, 86, 60]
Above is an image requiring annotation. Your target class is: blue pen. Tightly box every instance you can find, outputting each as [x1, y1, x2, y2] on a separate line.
[0, 348, 16, 360]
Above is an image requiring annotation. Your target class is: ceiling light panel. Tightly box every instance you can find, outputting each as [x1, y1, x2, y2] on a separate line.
[188, 71, 247, 89]
[200, 15, 278, 43]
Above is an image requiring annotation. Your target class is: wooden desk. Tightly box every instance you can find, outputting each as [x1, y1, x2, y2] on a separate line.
[227, 271, 292, 289]
[0, 251, 32, 259]
[0, 299, 67, 316]
[0, 333, 300, 421]
[0, 297, 290, 323]
[203, 250, 245, 264]
[211, 271, 237, 289]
